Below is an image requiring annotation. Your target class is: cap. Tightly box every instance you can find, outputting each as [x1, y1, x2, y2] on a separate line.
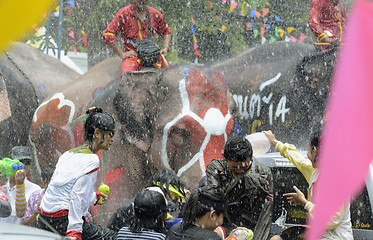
[11, 146, 32, 161]
[134, 187, 175, 217]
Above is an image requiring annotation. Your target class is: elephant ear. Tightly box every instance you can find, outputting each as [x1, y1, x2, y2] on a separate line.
[114, 70, 161, 152]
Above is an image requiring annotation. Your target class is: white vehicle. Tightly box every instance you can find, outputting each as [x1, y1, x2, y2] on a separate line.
[0, 222, 65, 240]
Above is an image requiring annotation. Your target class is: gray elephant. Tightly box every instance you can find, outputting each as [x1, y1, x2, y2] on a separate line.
[215, 42, 336, 150]
[29, 42, 336, 228]
[0, 42, 79, 159]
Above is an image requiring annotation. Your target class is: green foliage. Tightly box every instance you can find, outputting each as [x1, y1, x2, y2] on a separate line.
[26, 0, 316, 64]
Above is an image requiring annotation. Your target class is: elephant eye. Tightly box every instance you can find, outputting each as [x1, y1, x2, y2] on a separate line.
[169, 126, 190, 139]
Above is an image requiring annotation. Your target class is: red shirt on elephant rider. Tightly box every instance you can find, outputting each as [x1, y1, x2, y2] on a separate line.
[309, 0, 347, 51]
[103, 0, 171, 75]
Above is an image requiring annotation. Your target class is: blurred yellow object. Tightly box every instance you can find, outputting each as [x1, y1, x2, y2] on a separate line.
[98, 182, 110, 205]
[166, 212, 174, 220]
[0, 0, 56, 54]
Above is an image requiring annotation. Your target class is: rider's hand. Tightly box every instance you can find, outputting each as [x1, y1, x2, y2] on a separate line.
[160, 48, 168, 58]
[122, 50, 137, 60]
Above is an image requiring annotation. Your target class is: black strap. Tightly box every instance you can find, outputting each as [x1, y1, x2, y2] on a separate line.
[145, 7, 154, 40]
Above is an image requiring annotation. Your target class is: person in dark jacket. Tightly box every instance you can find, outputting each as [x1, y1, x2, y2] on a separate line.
[206, 135, 273, 240]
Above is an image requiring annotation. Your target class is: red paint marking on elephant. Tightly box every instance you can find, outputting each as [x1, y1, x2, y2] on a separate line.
[31, 97, 75, 168]
[184, 67, 233, 168]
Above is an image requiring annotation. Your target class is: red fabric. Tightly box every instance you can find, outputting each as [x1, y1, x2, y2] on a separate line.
[85, 167, 99, 175]
[120, 56, 170, 75]
[0, 187, 8, 201]
[66, 230, 82, 240]
[103, 3, 171, 51]
[308, 0, 347, 50]
[94, 191, 102, 205]
[39, 208, 69, 217]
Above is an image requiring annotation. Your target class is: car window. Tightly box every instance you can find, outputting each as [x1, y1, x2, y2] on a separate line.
[270, 166, 373, 230]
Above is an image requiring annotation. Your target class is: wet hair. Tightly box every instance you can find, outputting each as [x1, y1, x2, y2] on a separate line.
[181, 185, 226, 230]
[310, 130, 321, 150]
[84, 107, 115, 143]
[223, 135, 253, 162]
[41, 164, 56, 183]
[129, 190, 167, 234]
[146, 170, 186, 200]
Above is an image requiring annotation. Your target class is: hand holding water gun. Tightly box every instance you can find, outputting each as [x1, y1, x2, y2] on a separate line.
[0, 158, 24, 179]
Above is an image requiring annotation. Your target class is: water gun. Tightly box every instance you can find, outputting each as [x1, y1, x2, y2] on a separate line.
[98, 182, 110, 205]
[0, 158, 24, 179]
[228, 229, 254, 240]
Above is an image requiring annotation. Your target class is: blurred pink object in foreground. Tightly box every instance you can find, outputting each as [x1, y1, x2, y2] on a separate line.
[306, 1, 373, 239]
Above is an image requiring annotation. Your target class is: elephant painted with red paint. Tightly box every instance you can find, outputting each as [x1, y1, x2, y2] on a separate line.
[0, 42, 79, 159]
[29, 61, 234, 223]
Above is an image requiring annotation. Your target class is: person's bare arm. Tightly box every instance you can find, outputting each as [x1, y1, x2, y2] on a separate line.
[108, 42, 137, 60]
[283, 185, 308, 206]
[160, 34, 171, 57]
[263, 130, 279, 146]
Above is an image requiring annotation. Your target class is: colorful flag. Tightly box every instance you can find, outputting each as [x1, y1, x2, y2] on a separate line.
[287, 27, 294, 33]
[254, 28, 259, 38]
[299, 33, 307, 43]
[260, 25, 266, 37]
[290, 36, 297, 42]
[279, 28, 285, 37]
[275, 27, 280, 37]
[306, 1, 373, 239]
[250, 9, 256, 18]
[262, 8, 269, 16]
[67, 0, 75, 8]
[275, 16, 282, 22]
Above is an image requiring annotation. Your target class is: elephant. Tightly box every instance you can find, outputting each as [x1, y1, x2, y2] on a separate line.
[0, 42, 79, 160]
[30, 60, 234, 223]
[29, 41, 336, 225]
[215, 42, 337, 150]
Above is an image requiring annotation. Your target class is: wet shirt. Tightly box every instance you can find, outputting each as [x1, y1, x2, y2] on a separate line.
[103, 3, 171, 53]
[0, 179, 41, 224]
[276, 141, 353, 240]
[117, 226, 166, 240]
[21, 188, 45, 222]
[39, 145, 100, 239]
[166, 222, 221, 240]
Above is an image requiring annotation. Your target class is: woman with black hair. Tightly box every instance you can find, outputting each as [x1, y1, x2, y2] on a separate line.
[166, 186, 220, 240]
[117, 187, 171, 240]
[36, 107, 115, 240]
[107, 169, 187, 233]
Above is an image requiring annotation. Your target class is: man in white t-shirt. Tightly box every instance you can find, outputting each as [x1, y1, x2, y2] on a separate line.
[0, 146, 41, 224]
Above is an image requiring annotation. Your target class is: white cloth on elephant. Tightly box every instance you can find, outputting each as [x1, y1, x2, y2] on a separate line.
[40, 148, 99, 235]
[0, 179, 41, 224]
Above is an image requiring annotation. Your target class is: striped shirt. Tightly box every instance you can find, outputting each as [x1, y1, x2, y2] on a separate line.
[116, 227, 166, 240]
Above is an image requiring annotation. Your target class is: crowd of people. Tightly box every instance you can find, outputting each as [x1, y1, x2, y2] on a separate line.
[0, 108, 353, 240]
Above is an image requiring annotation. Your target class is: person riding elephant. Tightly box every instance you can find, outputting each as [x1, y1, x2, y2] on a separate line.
[103, 0, 171, 75]
[309, 0, 347, 51]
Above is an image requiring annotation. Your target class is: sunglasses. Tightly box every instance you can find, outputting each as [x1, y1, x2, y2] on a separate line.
[20, 159, 32, 166]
